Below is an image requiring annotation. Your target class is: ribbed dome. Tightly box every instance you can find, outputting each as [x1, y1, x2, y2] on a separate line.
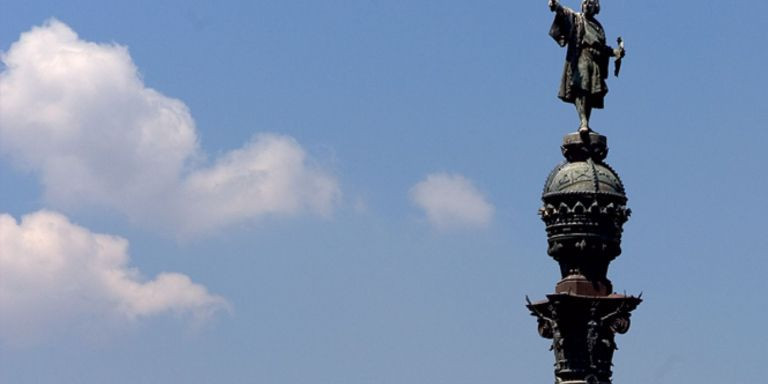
[543, 160, 625, 197]
[538, 132, 631, 290]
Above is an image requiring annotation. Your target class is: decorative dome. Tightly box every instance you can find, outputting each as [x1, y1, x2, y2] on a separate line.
[538, 132, 631, 294]
[543, 160, 626, 198]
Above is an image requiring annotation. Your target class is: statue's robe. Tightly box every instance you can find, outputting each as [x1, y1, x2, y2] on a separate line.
[550, 5, 612, 108]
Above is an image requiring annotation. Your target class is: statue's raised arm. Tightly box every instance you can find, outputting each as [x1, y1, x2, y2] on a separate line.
[547, 0, 625, 133]
[548, 0, 558, 12]
[548, 0, 572, 14]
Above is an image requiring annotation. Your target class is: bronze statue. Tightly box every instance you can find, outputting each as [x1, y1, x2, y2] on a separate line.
[586, 304, 620, 369]
[526, 297, 566, 368]
[548, 0, 625, 133]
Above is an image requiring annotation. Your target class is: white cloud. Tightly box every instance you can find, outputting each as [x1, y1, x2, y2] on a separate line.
[0, 210, 229, 343]
[409, 173, 494, 230]
[179, 134, 339, 233]
[0, 20, 339, 234]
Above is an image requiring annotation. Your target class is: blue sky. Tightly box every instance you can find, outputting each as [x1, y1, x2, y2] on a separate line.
[1, 1, 766, 383]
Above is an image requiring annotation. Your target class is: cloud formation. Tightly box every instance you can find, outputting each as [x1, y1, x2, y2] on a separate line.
[179, 134, 339, 233]
[0, 20, 339, 234]
[0, 210, 228, 343]
[410, 173, 494, 230]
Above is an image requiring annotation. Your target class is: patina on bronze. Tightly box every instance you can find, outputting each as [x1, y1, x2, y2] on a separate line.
[527, 131, 641, 384]
[548, 0, 625, 133]
[526, 7, 641, 379]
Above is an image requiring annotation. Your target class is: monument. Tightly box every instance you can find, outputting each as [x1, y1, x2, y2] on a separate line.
[526, 1, 641, 383]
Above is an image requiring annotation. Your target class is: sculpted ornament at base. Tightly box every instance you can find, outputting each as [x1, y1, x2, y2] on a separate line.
[548, 0, 625, 133]
[527, 295, 640, 384]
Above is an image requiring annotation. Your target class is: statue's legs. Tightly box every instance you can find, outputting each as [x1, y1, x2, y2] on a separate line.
[574, 96, 591, 132]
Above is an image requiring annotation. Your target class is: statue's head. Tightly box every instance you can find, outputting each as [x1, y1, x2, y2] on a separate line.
[581, 0, 600, 16]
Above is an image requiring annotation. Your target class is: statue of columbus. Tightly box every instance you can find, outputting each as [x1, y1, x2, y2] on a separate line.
[548, 0, 625, 133]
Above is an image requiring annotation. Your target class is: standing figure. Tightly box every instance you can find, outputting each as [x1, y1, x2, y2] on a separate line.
[548, 0, 625, 133]
[586, 303, 625, 369]
[527, 298, 566, 369]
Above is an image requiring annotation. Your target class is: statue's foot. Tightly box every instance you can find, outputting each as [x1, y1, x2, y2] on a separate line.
[578, 125, 590, 134]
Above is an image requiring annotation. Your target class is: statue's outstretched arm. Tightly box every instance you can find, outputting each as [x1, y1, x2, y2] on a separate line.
[526, 296, 555, 323]
[548, 0, 573, 16]
[548, 0, 559, 12]
[601, 302, 628, 322]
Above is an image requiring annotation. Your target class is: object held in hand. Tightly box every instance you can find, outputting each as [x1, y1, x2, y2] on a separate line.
[614, 36, 624, 77]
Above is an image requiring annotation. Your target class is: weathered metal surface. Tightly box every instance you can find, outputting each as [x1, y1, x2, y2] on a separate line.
[527, 131, 640, 384]
[539, 132, 629, 292]
[527, 294, 641, 384]
[547, 0, 626, 133]
[528, 4, 639, 382]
